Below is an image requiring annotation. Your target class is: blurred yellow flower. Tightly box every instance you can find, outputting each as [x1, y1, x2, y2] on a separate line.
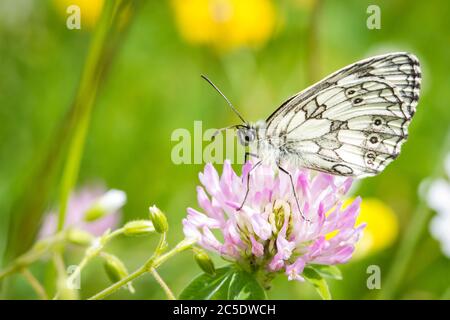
[53, 0, 104, 30]
[291, 0, 317, 11]
[352, 198, 399, 258]
[171, 0, 276, 52]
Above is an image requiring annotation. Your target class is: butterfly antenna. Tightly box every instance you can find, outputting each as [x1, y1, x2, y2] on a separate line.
[201, 75, 247, 124]
[210, 125, 241, 141]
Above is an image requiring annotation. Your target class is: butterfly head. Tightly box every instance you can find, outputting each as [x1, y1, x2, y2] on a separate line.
[200, 75, 258, 146]
[237, 124, 256, 147]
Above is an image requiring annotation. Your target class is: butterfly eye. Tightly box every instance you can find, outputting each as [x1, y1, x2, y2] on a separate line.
[245, 130, 255, 142]
[237, 128, 255, 146]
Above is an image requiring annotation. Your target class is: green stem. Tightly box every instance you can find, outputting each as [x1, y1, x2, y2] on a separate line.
[378, 203, 431, 299]
[56, 228, 124, 298]
[56, 0, 118, 231]
[0, 231, 68, 282]
[72, 229, 124, 278]
[52, 251, 69, 300]
[89, 264, 147, 300]
[379, 132, 450, 299]
[21, 268, 48, 300]
[151, 238, 196, 270]
[53, 1, 137, 292]
[89, 238, 195, 300]
[4, 1, 142, 263]
[150, 268, 176, 300]
[57, 110, 92, 231]
[0, 266, 16, 282]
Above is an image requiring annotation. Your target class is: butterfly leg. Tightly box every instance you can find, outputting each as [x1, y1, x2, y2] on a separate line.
[277, 165, 310, 222]
[244, 152, 258, 163]
[237, 155, 261, 211]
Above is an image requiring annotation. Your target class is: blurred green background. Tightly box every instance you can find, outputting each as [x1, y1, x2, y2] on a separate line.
[0, 0, 449, 299]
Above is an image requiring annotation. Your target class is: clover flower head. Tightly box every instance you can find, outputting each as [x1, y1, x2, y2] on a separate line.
[184, 160, 365, 281]
[39, 186, 125, 238]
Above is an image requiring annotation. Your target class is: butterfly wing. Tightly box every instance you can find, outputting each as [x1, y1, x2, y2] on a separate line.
[265, 52, 421, 177]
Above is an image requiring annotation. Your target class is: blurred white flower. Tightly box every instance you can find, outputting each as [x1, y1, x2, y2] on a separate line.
[96, 189, 127, 214]
[39, 186, 126, 238]
[429, 212, 450, 257]
[445, 153, 450, 180]
[84, 189, 127, 221]
[426, 152, 450, 258]
[427, 179, 450, 214]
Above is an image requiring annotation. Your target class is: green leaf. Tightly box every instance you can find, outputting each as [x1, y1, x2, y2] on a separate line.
[179, 266, 233, 300]
[302, 267, 332, 300]
[309, 264, 343, 280]
[179, 265, 266, 300]
[227, 269, 267, 300]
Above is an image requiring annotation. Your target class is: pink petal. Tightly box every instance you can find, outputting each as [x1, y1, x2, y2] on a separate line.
[286, 257, 306, 281]
[199, 163, 221, 196]
[268, 252, 285, 271]
[249, 235, 265, 257]
[186, 207, 221, 228]
[250, 213, 272, 240]
[276, 232, 295, 260]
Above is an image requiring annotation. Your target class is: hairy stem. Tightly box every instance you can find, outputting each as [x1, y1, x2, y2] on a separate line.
[55, 228, 124, 299]
[150, 268, 176, 300]
[21, 268, 48, 300]
[0, 231, 68, 282]
[89, 265, 147, 300]
[89, 238, 195, 300]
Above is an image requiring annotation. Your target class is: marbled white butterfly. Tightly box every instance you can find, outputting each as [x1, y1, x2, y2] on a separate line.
[203, 52, 421, 216]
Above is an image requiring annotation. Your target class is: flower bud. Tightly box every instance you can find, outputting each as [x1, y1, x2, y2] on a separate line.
[66, 229, 95, 246]
[193, 248, 216, 275]
[83, 204, 104, 222]
[102, 253, 135, 293]
[84, 189, 127, 222]
[102, 253, 128, 282]
[123, 220, 155, 236]
[148, 205, 168, 234]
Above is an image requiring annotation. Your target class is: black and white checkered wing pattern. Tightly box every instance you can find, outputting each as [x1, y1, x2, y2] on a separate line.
[265, 52, 421, 177]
